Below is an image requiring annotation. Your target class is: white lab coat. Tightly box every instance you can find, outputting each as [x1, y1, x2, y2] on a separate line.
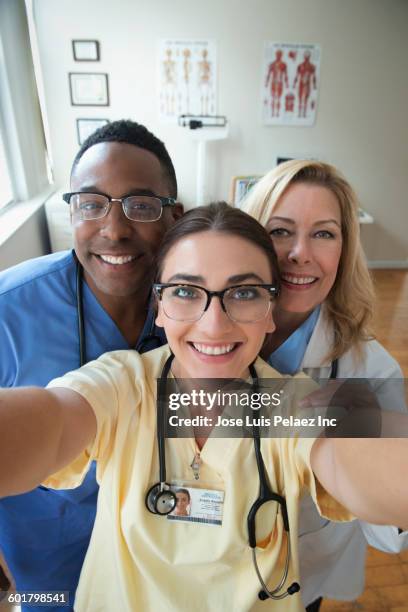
[297, 308, 408, 606]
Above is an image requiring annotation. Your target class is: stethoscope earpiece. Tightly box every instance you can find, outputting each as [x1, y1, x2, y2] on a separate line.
[288, 583, 300, 595]
[145, 483, 177, 516]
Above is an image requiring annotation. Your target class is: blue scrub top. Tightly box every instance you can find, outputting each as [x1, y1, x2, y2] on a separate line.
[267, 308, 320, 375]
[0, 250, 166, 611]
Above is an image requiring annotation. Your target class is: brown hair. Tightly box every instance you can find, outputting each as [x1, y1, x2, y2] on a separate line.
[241, 160, 375, 362]
[175, 488, 190, 502]
[155, 201, 280, 291]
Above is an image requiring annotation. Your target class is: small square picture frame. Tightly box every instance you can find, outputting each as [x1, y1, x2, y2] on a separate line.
[69, 72, 109, 106]
[230, 176, 261, 207]
[76, 118, 109, 145]
[72, 40, 100, 62]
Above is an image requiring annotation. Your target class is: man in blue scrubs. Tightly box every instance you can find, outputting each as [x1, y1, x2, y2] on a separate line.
[0, 120, 182, 610]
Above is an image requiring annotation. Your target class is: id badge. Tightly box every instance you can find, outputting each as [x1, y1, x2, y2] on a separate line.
[167, 482, 224, 526]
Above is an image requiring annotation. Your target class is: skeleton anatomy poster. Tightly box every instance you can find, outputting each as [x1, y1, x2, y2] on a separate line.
[262, 42, 321, 126]
[158, 39, 217, 122]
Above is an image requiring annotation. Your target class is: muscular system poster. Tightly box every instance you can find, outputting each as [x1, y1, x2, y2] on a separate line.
[262, 42, 321, 126]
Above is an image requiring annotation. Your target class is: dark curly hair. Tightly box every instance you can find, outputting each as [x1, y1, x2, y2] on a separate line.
[71, 119, 177, 198]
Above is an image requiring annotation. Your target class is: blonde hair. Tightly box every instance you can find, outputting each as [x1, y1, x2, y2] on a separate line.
[241, 160, 375, 362]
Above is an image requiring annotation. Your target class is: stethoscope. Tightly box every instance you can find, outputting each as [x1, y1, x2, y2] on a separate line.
[75, 258, 163, 366]
[330, 359, 338, 379]
[145, 352, 301, 602]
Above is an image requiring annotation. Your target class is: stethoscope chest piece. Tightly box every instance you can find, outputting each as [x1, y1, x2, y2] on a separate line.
[145, 483, 177, 515]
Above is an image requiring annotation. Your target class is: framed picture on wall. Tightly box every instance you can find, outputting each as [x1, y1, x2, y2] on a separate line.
[72, 40, 100, 62]
[230, 176, 261, 207]
[76, 118, 109, 145]
[69, 73, 109, 106]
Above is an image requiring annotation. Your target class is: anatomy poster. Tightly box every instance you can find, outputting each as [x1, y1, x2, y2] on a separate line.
[158, 39, 217, 122]
[262, 43, 321, 126]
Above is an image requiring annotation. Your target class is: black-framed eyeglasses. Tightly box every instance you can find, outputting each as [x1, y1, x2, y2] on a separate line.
[63, 192, 176, 222]
[153, 283, 279, 323]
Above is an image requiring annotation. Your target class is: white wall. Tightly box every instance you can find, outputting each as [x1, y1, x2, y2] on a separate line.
[0, 205, 50, 271]
[32, 0, 408, 264]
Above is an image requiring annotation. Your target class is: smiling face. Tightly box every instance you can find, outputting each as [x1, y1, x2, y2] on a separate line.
[174, 491, 190, 515]
[267, 183, 343, 316]
[71, 141, 181, 303]
[155, 231, 276, 379]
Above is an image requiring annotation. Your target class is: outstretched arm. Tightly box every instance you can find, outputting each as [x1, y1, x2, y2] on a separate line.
[0, 387, 96, 498]
[311, 436, 408, 530]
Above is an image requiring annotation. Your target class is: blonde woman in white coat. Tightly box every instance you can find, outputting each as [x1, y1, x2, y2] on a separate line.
[241, 159, 408, 611]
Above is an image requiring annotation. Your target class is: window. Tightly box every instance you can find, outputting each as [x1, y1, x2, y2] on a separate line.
[0, 0, 50, 209]
[0, 128, 13, 210]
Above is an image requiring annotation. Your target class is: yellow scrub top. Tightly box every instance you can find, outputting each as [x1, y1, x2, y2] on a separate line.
[46, 345, 350, 612]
